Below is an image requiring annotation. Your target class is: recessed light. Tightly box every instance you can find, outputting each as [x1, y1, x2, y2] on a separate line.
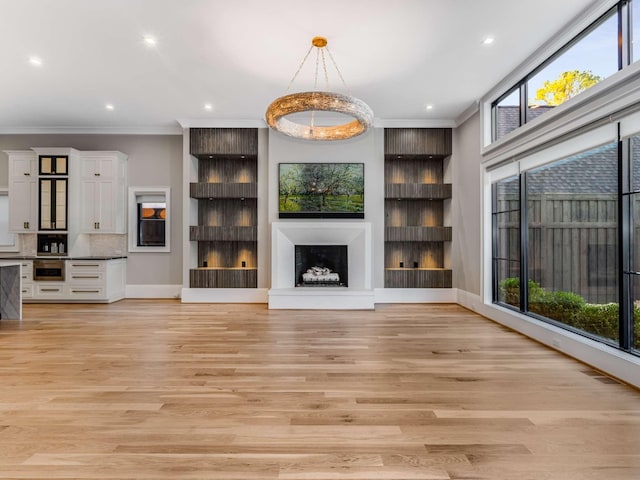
[28, 56, 43, 67]
[105, 104, 115, 111]
[481, 36, 495, 45]
[143, 35, 157, 47]
[204, 103, 213, 111]
[425, 104, 434, 111]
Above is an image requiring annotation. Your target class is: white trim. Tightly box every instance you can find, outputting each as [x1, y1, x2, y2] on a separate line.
[181, 288, 269, 303]
[457, 290, 640, 389]
[620, 109, 640, 139]
[177, 118, 267, 129]
[128, 187, 171, 253]
[482, 63, 640, 166]
[454, 101, 480, 128]
[374, 288, 458, 304]
[518, 123, 618, 173]
[480, 0, 619, 149]
[0, 190, 19, 253]
[0, 126, 182, 135]
[268, 288, 375, 310]
[126, 284, 182, 299]
[373, 118, 457, 128]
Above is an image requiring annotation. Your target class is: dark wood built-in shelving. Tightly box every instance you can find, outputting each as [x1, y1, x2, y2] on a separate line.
[189, 128, 258, 289]
[384, 128, 453, 288]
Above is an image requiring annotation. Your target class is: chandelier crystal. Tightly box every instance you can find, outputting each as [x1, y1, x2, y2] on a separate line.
[265, 36, 373, 141]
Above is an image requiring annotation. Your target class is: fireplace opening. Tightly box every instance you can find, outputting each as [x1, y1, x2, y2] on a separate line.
[295, 245, 348, 287]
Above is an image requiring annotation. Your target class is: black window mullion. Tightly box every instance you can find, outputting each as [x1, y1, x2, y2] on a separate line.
[619, 0, 630, 69]
[620, 134, 632, 350]
[520, 172, 529, 312]
[520, 84, 528, 126]
[492, 184, 498, 302]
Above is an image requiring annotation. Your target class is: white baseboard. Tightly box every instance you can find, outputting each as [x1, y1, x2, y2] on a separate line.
[126, 284, 182, 299]
[457, 289, 640, 389]
[374, 288, 458, 303]
[181, 288, 269, 303]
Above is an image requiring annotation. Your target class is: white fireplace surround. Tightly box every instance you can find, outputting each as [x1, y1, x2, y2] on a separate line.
[269, 221, 374, 309]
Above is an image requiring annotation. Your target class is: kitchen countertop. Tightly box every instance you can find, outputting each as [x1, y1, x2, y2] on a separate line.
[0, 256, 127, 260]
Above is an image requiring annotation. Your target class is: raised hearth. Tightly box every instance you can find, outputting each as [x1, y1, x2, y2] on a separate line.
[269, 222, 373, 309]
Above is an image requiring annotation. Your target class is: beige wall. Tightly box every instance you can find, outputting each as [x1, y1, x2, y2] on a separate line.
[0, 134, 183, 285]
[267, 128, 386, 288]
[451, 113, 482, 296]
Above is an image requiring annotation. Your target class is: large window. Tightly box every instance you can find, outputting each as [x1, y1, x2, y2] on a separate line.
[492, 176, 520, 307]
[491, 2, 632, 142]
[526, 143, 619, 342]
[492, 129, 640, 355]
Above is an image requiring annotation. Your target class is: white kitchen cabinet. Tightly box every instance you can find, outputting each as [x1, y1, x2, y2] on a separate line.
[6, 151, 38, 232]
[79, 152, 127, 234]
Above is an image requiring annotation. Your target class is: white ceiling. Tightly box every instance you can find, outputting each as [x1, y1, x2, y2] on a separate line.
[0, 0, 597, 134]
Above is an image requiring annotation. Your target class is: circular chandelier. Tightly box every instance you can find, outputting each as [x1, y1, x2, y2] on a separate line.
[265, 36, 373, 141]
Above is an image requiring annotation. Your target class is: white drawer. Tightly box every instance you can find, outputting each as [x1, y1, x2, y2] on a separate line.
[67, 272, 105, 284]
[36, 284, 65, 297]
[20, 261, 33, 283]
[21, 284, 33, 298]
[67, 260, 105, 273]
[66, 286, 105, 299]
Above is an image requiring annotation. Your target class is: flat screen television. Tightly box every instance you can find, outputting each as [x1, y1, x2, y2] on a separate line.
[279, 163, 364, 219]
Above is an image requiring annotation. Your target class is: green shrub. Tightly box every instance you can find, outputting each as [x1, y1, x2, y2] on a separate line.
[571, 303, 619, 340]
[529, 289, 585, 323]
[498, 277, 543, 307]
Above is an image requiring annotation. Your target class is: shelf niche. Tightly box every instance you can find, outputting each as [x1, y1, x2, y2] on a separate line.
[384, 128, 452, 288]
[189, 128, 258, 289]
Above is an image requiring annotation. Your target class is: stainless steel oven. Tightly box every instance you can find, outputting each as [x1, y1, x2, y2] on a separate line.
[33, 259, 65, 281]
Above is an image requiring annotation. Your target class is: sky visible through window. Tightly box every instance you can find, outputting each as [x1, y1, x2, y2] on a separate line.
[527, 12, 618, 106]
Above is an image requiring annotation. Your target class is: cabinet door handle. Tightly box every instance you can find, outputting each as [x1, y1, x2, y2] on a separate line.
[71, 264, 101, 268]
[72, 275, 100, 279]
[95, 173, 101, 176]
[40, 288, 60, 292]
[24, 172, 30, 176]
[97, 222, 100, 229]
[72, 289, 100, 293]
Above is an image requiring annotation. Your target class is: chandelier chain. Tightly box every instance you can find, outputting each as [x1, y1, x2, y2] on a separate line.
[286, 44, 314, 93]
[325, 46, 349, 92]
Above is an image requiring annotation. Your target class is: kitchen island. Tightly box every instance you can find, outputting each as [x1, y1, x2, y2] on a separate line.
[0, 262, 21, 319]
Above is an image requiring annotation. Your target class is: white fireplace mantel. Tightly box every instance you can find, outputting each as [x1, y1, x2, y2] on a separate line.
[268, 221, 374, 309]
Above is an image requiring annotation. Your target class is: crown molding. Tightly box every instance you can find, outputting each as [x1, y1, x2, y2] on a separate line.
[177, 118, 267, 129]
[0, 126, 183, 135]
[373, 118, 456, 128]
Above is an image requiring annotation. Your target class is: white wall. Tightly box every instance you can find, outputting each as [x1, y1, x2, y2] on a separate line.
[0, 134, 183, 286]
[267, 128, 385, 288]
[451, 113, 482, 295]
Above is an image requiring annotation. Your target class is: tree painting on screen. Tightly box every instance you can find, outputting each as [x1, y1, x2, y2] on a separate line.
[279, 163, 364, 218]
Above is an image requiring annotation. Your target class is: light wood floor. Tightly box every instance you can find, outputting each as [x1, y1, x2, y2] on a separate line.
[0, 301, 639, 479]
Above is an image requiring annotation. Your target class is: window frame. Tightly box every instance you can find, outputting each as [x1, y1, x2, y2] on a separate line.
[483, 0, 628, 149]
[128, 187, 171, 253]
[0, 188, 19, 253]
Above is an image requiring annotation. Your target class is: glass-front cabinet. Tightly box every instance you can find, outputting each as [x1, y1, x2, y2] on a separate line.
[38, 155, 68, 231]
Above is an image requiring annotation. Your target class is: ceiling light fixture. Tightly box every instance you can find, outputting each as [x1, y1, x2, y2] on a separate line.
[203, 103, 213, 111]
[481, 36, 495, 45]
[105, 104, 115, 111]
[265, 36, 373, 141]
[425, 104, 434, 111]
[28, 56, 42, 67]
[143, 35, 157, 47]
